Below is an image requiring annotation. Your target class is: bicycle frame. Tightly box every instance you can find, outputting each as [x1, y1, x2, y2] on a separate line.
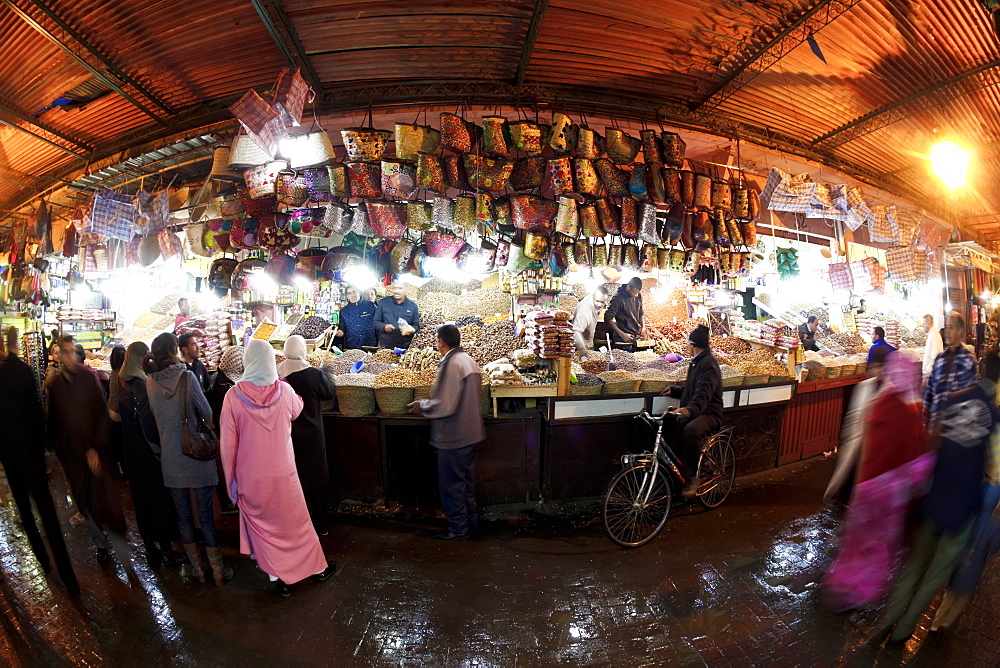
[626, 411, 687, 505]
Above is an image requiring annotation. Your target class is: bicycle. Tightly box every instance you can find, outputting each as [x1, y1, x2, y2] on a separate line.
[601, 410, 737, 548]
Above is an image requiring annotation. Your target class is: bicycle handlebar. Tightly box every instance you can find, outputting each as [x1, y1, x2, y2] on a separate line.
[635, 410, 677, 423]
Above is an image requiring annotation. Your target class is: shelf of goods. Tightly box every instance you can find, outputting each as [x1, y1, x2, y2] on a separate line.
[60, 319, 112, 350]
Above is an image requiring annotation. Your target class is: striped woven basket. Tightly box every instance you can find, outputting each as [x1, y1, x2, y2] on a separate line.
[639, 379, 670, 394]
[335, 385, 376, 417]
[806, 368, 826, 381]
[603, 379, 640, 394]
[413, 385, 433, 401]
[374, 387, 414, 415]
[568, 383, 603, 396]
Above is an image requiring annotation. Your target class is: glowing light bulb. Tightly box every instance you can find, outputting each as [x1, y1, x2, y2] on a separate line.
[930, 141, 970, 189]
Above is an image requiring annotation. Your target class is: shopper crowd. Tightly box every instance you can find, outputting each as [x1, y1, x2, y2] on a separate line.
[823, 311, 1000, 644]
[0, 315, 482, 597]
[1, 304, 997, 636]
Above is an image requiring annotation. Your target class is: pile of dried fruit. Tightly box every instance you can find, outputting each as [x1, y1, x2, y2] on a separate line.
[291, 315, 331, 339]
[581, 359, 609, 374]
[400, 347, 442, 370]
[410, 315, 446, 349]
[712, 336, 752, 355]
[606, 349, 640, 372]
[369, 348, 400, 364]
[374, 368, 425, 388]
[572, 373, 603, 387]
[334, 373, 375, 387]
[469, 319, 519, 367]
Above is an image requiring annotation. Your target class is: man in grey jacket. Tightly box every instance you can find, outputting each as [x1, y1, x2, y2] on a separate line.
[408, 324, 485, 540]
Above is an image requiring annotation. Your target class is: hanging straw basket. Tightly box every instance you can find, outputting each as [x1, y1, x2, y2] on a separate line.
[602, 379, 640, 394]
[374, 386, 414, 415]
[413, 385, 433, 401]
[568, 383, 602, 396]
[639, 379, 669, 394]
[336, 385, 377, 417]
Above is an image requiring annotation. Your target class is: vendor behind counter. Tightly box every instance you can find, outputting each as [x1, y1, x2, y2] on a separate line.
[604, 277, 644, 345]
[373, 283, 419, 350]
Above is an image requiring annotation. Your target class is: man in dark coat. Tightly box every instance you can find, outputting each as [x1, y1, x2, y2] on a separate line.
[47, 335, 128, 564]
[661, 324, 723, 497]
[798, 315, 821, 351]
[0, 329, 79, 593]
[179, 332, 213, 394]
[605, 277, 644, 348]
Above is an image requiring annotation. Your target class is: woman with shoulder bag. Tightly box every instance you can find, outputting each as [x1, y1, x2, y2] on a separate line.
[220, 339, 334, 597]
[146, 333, 232, 585]
[109, 342, 183, 569]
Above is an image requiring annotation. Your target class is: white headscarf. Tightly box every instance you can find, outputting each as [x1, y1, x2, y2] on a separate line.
[240, 339, 279, 387]
[277, 334, 311, 378]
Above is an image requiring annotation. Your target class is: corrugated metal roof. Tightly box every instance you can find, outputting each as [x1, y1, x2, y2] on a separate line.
[1, 0, 1000, 248]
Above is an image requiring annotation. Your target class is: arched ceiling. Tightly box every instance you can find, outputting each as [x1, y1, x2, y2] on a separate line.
[1, 0, 1000, 244]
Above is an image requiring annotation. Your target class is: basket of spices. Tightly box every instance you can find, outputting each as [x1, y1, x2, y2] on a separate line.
[598, 370, 640, 394]
[335, 373, 377, 417]
[569, 372, 603, 396]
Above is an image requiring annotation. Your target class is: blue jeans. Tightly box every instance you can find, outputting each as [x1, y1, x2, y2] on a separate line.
[436, 443, 479, 535]
[169, 486, 219, 547]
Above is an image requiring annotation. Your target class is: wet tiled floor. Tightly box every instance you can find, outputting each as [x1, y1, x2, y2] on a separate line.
[0, 455, 998, 666]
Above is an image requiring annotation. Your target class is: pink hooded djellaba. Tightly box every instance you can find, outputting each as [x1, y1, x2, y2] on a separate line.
[220, 379, 328, 584]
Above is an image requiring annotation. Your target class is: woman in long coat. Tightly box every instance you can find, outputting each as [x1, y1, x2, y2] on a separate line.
[110, 342, 181, 568]
[277, 335, 335, 534]
[146, 333, 230, 585]
[220, 339, 334, 596]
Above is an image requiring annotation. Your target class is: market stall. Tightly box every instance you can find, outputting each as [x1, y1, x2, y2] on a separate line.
[0, 101, 972, 511]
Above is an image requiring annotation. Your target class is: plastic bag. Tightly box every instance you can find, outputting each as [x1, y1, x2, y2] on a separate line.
[397, 317, 416, 337]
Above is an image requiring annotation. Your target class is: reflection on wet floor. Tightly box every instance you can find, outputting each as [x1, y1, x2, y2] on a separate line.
[0, 455, 997, 665]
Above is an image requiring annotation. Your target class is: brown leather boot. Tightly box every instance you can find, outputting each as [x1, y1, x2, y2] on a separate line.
[183, 543, 204, 583]
[205, 546, 233, 586]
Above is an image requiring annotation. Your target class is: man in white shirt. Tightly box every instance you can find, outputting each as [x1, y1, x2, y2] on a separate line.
[572, 286, 609, 358]
[922, 313, 944, 378]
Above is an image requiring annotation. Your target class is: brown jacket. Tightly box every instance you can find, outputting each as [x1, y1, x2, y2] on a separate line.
[419, 348, 485, 449]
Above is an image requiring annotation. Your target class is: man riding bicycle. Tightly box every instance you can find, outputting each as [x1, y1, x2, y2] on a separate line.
[659, 324, 723, 497]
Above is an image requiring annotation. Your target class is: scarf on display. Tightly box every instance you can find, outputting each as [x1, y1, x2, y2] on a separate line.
[241, 338, 278, 387]
[276, 334, 311, 378]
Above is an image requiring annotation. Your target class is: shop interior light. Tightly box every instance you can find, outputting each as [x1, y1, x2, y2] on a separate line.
[930, 140, 970, 189]
[293, 274, 314, 293]
[342, 266, 378, 289]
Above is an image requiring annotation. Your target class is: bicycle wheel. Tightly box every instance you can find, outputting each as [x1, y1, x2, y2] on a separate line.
[696, 438, 736, 509]
[602, 464, 673, 548]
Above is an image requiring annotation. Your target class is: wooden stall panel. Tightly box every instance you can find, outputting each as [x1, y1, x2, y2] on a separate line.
[324, 416, 383, 503]
[779, 387, 846, 465]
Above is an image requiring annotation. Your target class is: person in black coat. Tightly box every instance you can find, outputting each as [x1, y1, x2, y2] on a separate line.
[110, 342, 183, 568]
[0, 329, 79, 593]
[277, 335, 336, 534]
[660, 324, 724, 497]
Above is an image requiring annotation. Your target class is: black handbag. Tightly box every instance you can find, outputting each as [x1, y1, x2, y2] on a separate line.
[179, 370, 219, 460]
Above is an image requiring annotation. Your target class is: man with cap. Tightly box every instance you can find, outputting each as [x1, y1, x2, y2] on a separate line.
[660, 324, 724, 497]
[604, 277, 645, 350]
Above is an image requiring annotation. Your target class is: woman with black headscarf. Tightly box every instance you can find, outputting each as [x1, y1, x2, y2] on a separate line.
[111, 342, 183, 568]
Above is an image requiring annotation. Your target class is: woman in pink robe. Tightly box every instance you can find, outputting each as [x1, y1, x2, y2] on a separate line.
[220, 339, 334, 596]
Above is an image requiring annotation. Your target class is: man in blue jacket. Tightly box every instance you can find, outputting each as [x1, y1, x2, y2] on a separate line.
[373, 282, 420, 350]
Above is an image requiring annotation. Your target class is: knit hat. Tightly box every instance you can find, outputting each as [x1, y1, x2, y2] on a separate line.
[688, 324, 710, 349]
